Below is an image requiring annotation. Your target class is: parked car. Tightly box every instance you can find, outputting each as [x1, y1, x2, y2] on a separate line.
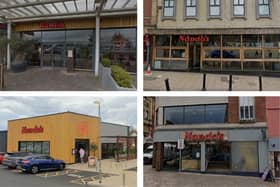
[144, 145, 153, 164]
[19, 155, 65, 174]
[2, 152, 33, 169]
[211, 50, 236, 58]
[0, 152, 5, 164]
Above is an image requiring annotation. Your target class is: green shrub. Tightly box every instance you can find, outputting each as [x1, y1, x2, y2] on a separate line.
[101, 58, 111, 67]
[111, 65, 132, 88]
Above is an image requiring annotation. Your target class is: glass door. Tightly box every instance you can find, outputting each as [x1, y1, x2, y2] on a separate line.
[42, 43, 65, 67]
[189, 43, 201, 71]
[181, 142, 201, 171]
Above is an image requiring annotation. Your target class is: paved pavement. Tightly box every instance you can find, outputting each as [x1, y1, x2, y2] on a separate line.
[144, 165, 280, 187]
[144, 71, 280, 91]
[3, 67, 103, 91]
[68, 159, 137, 187]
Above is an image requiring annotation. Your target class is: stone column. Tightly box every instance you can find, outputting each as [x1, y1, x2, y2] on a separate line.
[200, 142, 206, 172]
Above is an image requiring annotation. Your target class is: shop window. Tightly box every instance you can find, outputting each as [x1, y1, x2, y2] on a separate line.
[208, 0, 221, 18]
[223, 35, 241, 47]
[163, 0, 176, 18]
[231, 142, 258, 172]
[164, 106, 184, 125]
[164, 104, 227, 125]
[264, 61, 280, 71]
[185, 0, 197, 18]
[156, 48, 170, 58]
[169, 60, 188, 70]
[243, 35, 262, 48]
[203, 35, 221, 47]
[204, 49, 221, 58]
[243, 61, 264, 71]
[19, 141, 50, 155]
[42, 31, 66, 42]
[223, 50, 240, 58]
[264, 50, 280, 59]
[264, 35, 280, 48]
[181, 143, 201, 171]
[171, 49, 186, 58]
[153, 60, 169, 70]
[42, 142, 50, 154]
[239, 97, 255, 121]
[232, 0, 245, 17]
[163, 143, 178, 170]
[206, 143, 231, 171]
[244, 49, 262, 59]
[156, 35, 170, 46]
[172, 35, 187, 47]
[203, 61, 221, 70]
[222, 61, 241, 71]
[256, 0, 271, 18]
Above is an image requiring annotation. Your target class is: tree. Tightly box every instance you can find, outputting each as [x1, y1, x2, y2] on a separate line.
[90, 142, 98, 157]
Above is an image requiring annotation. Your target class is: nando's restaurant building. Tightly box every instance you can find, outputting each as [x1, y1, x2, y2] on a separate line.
[7, 112, 100, 164]
[148, 33, 280, 73]
[152, 97, 269, 176]
[0, 0, 137, 73]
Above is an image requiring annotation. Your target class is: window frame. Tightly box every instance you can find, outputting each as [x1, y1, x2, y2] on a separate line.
[162, 0, 176, 20]
[208, 0, 222, 19]
[256, 0, 272, 19]
[184, 0, 198, 19]
[239, 97, 255, 121]
[232, 0, 246, 18]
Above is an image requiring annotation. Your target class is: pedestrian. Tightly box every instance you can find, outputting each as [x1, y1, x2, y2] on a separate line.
[79, 147, 85, 163]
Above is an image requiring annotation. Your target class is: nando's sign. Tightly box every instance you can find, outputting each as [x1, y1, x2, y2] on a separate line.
[179, 35, 209, 43]
[184, 131, 224, 141]
[22, 125, 44, 134]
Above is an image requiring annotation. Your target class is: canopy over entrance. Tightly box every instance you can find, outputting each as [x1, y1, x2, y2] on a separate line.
[0, 0, 137, 22]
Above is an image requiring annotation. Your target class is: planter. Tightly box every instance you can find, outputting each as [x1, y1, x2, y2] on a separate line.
[99, 63, 136, 91]
[11, 62, 27, 73]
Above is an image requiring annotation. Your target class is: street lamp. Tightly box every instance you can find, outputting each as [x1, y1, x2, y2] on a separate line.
[93, 100, 102, 184]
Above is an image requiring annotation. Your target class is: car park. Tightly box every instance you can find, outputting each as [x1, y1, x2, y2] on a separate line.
[2, 152, 33, 169]
[19, 155, 65, 174]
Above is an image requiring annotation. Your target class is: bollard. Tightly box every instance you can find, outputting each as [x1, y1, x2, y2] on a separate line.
[202, 73, 207, 91]
[122, 170, 125, 187]
[259, 75, 263, 91]
[229, 74, 232, 91]
[165, 78, 170, 91]
[99, 159, 102, 184]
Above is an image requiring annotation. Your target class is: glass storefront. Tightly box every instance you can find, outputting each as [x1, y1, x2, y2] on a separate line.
[20, 28, 137, 72]
[19, 141, 50, 155]
[163, 104, 227, 125]
[152, 34, 280, 72]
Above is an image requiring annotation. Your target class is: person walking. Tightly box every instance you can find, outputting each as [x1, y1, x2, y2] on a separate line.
[79, 147, 85, 163]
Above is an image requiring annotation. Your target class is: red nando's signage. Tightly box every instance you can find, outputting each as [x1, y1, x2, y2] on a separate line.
[179, 35, 209, 43]
[22, 125, 44, 134]
[40, 22, 65, 29]
[185, 131, 224, 141]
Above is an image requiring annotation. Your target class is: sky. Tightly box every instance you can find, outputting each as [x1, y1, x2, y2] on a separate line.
[0, 96, 137, 130]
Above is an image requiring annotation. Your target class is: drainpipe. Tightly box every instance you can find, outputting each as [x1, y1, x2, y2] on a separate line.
[7, 21, 11, 70]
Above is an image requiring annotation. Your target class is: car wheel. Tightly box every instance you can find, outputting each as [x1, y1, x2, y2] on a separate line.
[59, 164, 65, 170]
[31, 165, 39, 174]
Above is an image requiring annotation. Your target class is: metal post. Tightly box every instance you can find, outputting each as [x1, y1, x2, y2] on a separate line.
[229, 74, 232, 91]
[179, 149, 182, 172]
[165, 78, 170, 91]
[202, 73, 206, 91]
[259, 75, 262, 91]
[99, 159, 102, 184]
[7, 22, 11, 70]
[122, 170, 125, 187]
[95, 14, 100, 77]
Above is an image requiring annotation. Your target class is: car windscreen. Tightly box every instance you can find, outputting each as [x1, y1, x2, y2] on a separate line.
[144, 149, 153, 154]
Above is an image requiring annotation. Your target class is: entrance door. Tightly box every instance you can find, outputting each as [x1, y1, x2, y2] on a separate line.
[274, 152, 280, 178]
[42, 43, 65, 67]
[189, 43, 201, 71]
[75, 139, 90, 163]
[206, 142, 231, 172]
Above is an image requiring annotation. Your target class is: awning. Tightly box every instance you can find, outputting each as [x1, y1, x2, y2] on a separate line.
[0, 0, 137, 23]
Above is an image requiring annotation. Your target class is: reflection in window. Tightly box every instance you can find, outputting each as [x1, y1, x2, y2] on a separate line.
[264, 35, 280, 48]
[257, 0, 271, 17]
[243, 35, 262, 47]
[233, 0, 245, 16]
[164, 104, 227, 125]
[209, 0, 221, 17]
[163, 0, 175, 17]
[156, 35, 170, 46]
[223, 35, 241, 47]
[19, 141, 50, 155]
[185, 0, 197, 17]
[42, 31, 66, 42]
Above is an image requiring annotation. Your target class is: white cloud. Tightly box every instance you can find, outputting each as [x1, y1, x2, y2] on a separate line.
[0, 96, 137, 130]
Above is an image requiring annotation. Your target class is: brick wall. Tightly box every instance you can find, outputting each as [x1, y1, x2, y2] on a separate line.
[255, 97, 266, 122]
[228, 97, 239, 123]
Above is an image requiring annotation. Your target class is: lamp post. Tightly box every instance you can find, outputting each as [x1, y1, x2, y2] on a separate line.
[94, 100, 102, 183]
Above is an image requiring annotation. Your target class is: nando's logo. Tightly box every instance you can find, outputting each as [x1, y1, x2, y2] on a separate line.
[21, 125, 44, 134]
[185, 131, 224, 141]
[179, 35, 209, 43]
